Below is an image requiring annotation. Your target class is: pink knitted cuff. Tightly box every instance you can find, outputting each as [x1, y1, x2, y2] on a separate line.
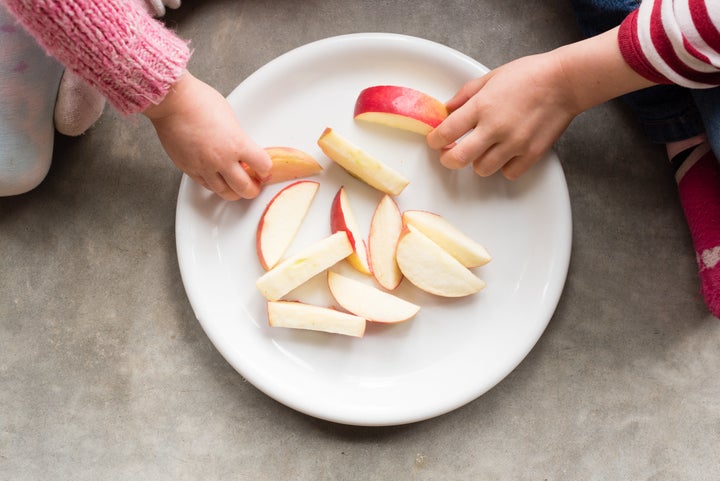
[2, 0, 191, 115]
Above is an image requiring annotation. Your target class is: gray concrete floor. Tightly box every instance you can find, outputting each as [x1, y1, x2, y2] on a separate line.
[3, 0, 720, 479]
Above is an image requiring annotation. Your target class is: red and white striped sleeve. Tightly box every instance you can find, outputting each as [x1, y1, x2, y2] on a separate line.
[618, 0, 720, 88]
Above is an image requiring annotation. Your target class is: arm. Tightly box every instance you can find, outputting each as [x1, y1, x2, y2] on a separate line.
[1, 0, 189, 114]
[143, 71, 271, 199]
[618, 0, 720, 88]
[427, 27, 656, 179]
[1, 0, 270, 199]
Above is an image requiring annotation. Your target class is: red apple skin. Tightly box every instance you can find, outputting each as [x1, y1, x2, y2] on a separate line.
[354, 85, 449, 134]
[330, 186, 372, 274]
[255, 180, 319, 270]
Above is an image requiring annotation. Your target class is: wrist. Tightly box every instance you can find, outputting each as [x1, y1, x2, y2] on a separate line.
[551, 27, 657, 113]
[143, 70, 194, 121]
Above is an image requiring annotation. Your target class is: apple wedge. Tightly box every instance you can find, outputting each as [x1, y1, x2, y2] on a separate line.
[242, 147, 323, 184]
[354, 85, 449, 135]
[256, 180, 319, 270]
[396, 225, 486, 297]
[268, 300, 366, 337]
[368, 195, 403, 290]
[256, 231, 353, 301]
[317, 127, 410, 196]
[330, 186, 371, 275]
[327, 272, 419, 324]
[402, 210, 491, 268]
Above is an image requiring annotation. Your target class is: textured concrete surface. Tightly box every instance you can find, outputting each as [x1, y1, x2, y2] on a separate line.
[2, 0, 720, 479]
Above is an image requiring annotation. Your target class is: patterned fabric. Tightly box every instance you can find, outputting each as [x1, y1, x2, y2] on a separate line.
[619, 0, 720, 88]
[0, 0, 191, 114]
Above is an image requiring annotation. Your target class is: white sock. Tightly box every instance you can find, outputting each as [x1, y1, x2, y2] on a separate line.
[0, 4, 63, 196]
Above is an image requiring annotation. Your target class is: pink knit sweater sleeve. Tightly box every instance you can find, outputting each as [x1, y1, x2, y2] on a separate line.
[618, 0, 720, 88]
[1, 0, 191, 114]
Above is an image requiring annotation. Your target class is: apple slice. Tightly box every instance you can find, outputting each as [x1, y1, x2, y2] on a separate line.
[402, 210, 492, 268]
[354, 85, 449, 135]
[256, 231, 353, 301]
[256, 180, 319, 270]
[396, 225, 486, 297]
[268, 300, 366, 337]
[330, 186, 371, 275]
[368, 195, 403, 290]
[317, 127, 410, 196]
[242, 147, 323, 184]
[327, 272, 419, 324]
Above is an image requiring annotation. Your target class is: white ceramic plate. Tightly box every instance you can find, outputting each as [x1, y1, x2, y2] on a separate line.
[175, 33, 572, 426]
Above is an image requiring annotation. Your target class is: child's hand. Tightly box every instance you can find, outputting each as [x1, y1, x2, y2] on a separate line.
[427, 51, 579, 180]
[427, 27, 656, 180]
[144, 71, 271, 200]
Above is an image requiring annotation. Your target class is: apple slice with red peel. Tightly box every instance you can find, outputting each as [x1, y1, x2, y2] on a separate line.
[242, 147, 323, 184]
[268, 300, 366, 337]
[256, 180, 319, 270]
[368, 195, 403, 290]
[256, 231, 353, 301]
[327, 271, 419, 324]
[354, 85, 448, 135]
[402, 210, 492, 268]
[396, 225, 486, 297]
[330, 186, 371, 275]
[317, 127, 410, 196]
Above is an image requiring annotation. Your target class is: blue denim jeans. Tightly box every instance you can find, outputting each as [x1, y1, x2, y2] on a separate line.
[570, 0, 720, 158]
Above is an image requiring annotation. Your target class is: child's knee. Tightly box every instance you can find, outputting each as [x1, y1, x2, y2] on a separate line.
[0, 141, 53, 196]
[2, 4, 63, 196]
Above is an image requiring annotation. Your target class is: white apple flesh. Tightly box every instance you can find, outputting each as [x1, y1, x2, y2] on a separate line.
[327, 271, 419, 324]
[256, 231, 353, 301]
[267, 300, 366, 337]
[368, 195, 403, 290]
[330, 186, 372, 274]
[354, 85, 449, 135]
[256, 180, 320, 270]
[402, 210, 491, 267]
[395, 225, 486, 297]
[317, 127, 410, 196]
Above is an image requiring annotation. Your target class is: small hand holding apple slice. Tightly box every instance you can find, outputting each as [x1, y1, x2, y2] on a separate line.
[354, 85, 449, 135]
[396, 224, 486, 297]
[369, 195, 403, 290]
[330, 186, 371, 275]
[402, 210, 491, 268]
[243, 147, 323, 185]
[268, 300, 366, 337]
[256, 180, 320, 270]
[317, 127, 410, 196]
[328, 271, 419, 324]
[256, 231, 353, 301]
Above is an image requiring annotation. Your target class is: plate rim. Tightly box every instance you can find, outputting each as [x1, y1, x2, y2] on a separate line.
[175, 32, 573, 426]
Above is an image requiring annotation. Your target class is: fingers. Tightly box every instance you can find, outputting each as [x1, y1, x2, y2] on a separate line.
[436, 127, 547, 180]
[238, 141, 272, 180]
[437, 129, 493, 171]
[193, 164, 262, 201]
[195, 141, 269, 200]
[444, 74, 491, 112]
[202, 172, 242, 201]
[224, 161, 262, 199]
[500, 155, 537, 180]
[427, 101, 482, 152]
[471, 142, 548, 180]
